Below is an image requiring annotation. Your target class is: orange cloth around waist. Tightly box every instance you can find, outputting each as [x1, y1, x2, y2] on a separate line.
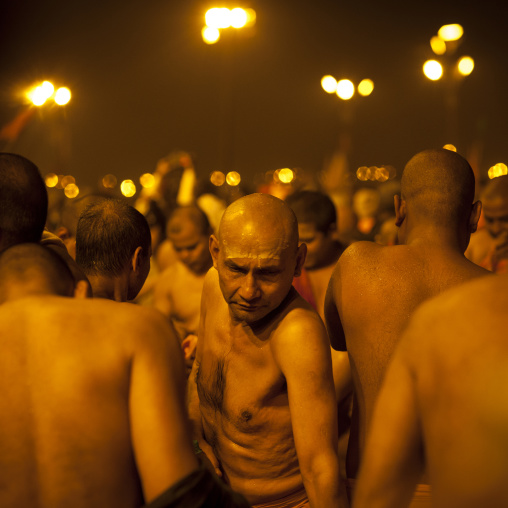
[347, 478, 431, 507]
[251, 488, 309, 508]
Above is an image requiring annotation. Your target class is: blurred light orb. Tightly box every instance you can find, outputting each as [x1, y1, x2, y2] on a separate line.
[210, 171, 226, 186]
[60, 175, 75, 187]
[488, 163, 508, 179]
[30, 86, 48, 106]
[336, 79, 355, 100]
[430, 35, 447, 55]
[443, 144, 457, 152]
[423, 60, 443, 80]
[55, 175, 65, 189]
[358, 79, 374, 97]
[205, 7, 231, 29]
[54, 87, 71, 105]
[375, 167, 389, 182]
[457, 56, 474, 76]
[278, 168, 294, 184]
[202, 26, 220, 44]
[45, 173, 59, 188]
[140, 173, 156, 188]
[121, 179, 137, 197]
[102, 174, 117, 188]
[64, 183, 79, 199]
[226, 171, 241, 186]
[244, 8, 256, 27]
[230, 8, 248, 28]
[321, 75, 337, 94]
[438, 24, 463, 42]
[41, 81, 55, 99]
[356, 166, 370, 181]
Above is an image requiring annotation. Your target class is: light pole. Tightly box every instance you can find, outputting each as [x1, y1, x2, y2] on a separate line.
[423, 24, 474, 148]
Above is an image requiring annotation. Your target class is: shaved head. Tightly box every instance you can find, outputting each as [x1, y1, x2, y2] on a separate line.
[218, 193, 299, 260]
[401, 148, 476, 227]
[167, 205, 211, 238]
[0, 243, 75, 303]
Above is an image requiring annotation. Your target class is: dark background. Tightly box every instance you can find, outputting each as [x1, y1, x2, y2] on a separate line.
[2, 0, 507, 191]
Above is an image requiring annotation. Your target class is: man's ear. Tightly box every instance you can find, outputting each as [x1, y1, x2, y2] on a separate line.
[394, 195, 406, 227]
[469, 200, 482, 234]
[209, 234, 220, 269]
[294, 243, 307, 277]
[131, 246, 143, 272]
[74, 279, 90, 299]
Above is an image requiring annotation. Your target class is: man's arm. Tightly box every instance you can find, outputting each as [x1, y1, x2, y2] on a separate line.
[272, 310, 346, 508]
[353, 330, 424, 508]
[129, 309, 199, 502]
[324, 264, 347, 351]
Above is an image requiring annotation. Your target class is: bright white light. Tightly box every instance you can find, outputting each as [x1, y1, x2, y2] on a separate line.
[230, 8, 248, 28]
[205, 7, 231, 29]
[321, 75, 337, 94]
[336, 79, 355, 100]
[54, 87, 71, 105]
[423, 60, 443, 80]
[202, 26, 220, 44]
[457, 56, 474, 76]
[438, 24, 463, 42]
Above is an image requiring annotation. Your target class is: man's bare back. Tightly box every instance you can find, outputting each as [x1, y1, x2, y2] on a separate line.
[354, 274, 508, 508]
[0, 296, 198, 507]
[325, 148, 492, 482]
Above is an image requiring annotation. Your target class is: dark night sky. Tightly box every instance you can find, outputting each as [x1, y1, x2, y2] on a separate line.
[2, 0, 508, 191]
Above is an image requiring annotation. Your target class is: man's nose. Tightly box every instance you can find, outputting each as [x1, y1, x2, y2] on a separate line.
[239, 273, 260, 301]
[489, 221, 503, 237]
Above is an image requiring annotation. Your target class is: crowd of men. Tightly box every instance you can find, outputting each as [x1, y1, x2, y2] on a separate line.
[1, 148, 507, 507]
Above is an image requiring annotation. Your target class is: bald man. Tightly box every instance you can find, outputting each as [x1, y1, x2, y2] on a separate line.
[188, 193, 344, 508]
[325, 148, 492, 505]
[0, 243, 249, 507]
[354, 274, 508, 508]
[154, 206, 213, 371]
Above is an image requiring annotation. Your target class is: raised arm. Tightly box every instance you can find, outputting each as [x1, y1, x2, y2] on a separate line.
[273, 310, 347, 508]
[353, 330, 424, 508]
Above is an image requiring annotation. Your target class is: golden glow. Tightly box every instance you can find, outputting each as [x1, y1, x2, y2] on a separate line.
[60, 175, 75, 187]
[120, 179, 137, 197]
[64, 183, 79, 199]
[202, 26, 220, 44]
[140, 173, 156, 188]
[358, 79, 374, 97]
[488, 163, 508, 179]
[356, 166, 370, 181]
[438, 24, 463, 42]
[41, 81, 55, 98]
[230, 8, 248, 28]
[102, 174, 117, 188]
[278, 168, 294, 184]
[205, 7, 231, 29]
[375, 167, 389, 182]
[423, 60, 443, 80]
[430, 35, 447, 55]
[457, 56, 474, 76]
[226, 171, 241, 186]
[321, 75, 337, 94]
[443, 144, 457, 152]
[210, 171, 226, 186]
[45, 173, 59, 188]
[54, 87, 71, 105]
[244, 8, 256, 27]
[336, 79, 355, 100]
[30, 86, 48, 106]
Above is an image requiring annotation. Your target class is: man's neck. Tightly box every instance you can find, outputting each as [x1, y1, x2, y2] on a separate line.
[87, 274, 128, 302]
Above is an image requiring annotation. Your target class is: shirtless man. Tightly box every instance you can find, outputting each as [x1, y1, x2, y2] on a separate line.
[325, 148, 491, 504]
[354, 274, 508, 508]
[188, 193, 344, 508]
[154, 206, 213, 368]
[75, 198, 152, 301]
[0, 242, 249, 507]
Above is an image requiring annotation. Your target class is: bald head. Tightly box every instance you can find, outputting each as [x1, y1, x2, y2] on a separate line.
[401, 148, 476, 227]
[0, 243, 75, 303]
[218, 193, 299, 259]
[167, 206, 211, 238]
[0, 153, 48, 251]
